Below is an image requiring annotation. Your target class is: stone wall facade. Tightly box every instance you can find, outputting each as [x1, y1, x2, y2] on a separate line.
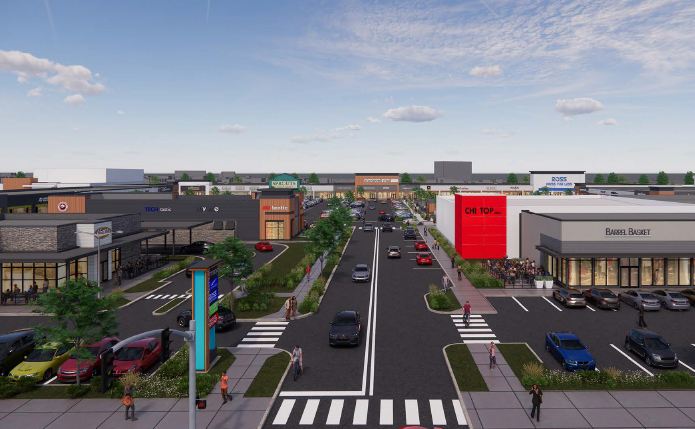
[147, 223, 237, 245]
[0, 226, 61, 252]
[111, 214, 141, 236]
[119, 241, 141, 267]
[57, 225, 77, 251]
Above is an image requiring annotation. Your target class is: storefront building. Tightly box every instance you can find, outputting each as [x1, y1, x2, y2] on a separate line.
[354, 173, 399, 199]
[258, 189, 304, 240]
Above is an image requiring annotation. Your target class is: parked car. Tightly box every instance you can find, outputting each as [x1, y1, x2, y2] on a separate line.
[404, 227, 417, 239]
[363, 223, 375, 232]
[681, 288, 695, 306]
[57, 337, 120, 382]
[651, 290, 691, 311]
[382, 222, 393, 232]
[379, 210, 387, 215]
[416, 253, 432, 265]
[185, 260, 202, 278]
[113, 338, 162, 376]
[180, 241, 214, 254]
[9, 343, 72, 382]
[379, 214, 396, 222]
[177, 306, 236, 330]
[0, 329, 37, 377]
[625, 329, 678, 368]
[328, 311, 361, 347]
[320, 210, 331, 218]
[255, 241, 274, 252]
[545, 331, 596, 371]
[351, 264, 371, 282]
[553, 287, 587, 308]
[386, 246, 401, 258]
[618, 290, 661, 310]
[583, 288, 620, 310]
[414, 240, 429, 250]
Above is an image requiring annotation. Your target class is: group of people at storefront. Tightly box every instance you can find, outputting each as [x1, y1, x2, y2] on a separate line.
[1, 278, 50, 304]
[486, 257, 547, 286]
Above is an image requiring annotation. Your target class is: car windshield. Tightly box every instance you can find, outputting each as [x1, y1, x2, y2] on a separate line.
[570, 293, 583, 298]
[419, 254, 429, 258]
[645, 337, 669, 350]
[334, 313, 357, 325]
[116, 347, 144, 361]
[71, 346, 100, 359]
[560, 340, 585, 350]
[668, 292, 685, 299]
[355, 266, 368, 272]
[599, 291, 616, 298]
[26, 348, 56, 362]
[0, 342, 9, 355]
[639, 293, 655, 299]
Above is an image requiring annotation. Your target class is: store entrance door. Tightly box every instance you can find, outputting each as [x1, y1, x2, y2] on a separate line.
[265, 220, 285, 240]
[620, 267, 639, 287]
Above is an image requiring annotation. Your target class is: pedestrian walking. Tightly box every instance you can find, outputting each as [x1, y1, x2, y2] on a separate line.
[116, 266, 123, 286]
[489, 342, 497, 369]
[424, 226, 428, 236]
[123, 381, 137, 421]
[529, 383, 543, 422]
[291, 296, 298, 319]
[284, 297, 291, 320]
[638, 302, 647, 328]
[457, 265, 462, 280]
[451, 255, 455, 268]
[442, 275, 449, 293]
[306, 265, 311, 283]
[221, 371, 232, 404]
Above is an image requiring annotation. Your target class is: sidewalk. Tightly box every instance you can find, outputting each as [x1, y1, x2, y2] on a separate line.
[0, 347, 281, 429]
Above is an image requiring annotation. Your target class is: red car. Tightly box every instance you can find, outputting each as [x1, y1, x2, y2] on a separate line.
[414, 240, 429, 250]
[416, 253, 432, 265]
[255, 241, 273, 251]
[57, 337, 120, 382]
[113, 337, 162, 376]
[379, 210, 387, 214]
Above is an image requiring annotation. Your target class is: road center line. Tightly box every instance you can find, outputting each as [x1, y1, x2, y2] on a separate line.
[609, 343, 653, 376]
[512, 297, 529, 312]
[542, 296, 563, 312]
[369, 228, 379, 396]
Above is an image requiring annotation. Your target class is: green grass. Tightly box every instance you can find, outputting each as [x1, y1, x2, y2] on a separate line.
[321, 262, 336, 279]
[235, 296, 286, 319]
[244, 352, 290, 397]
[208, 348, 236, 377]
[266, 243, 310, 278]
[153, 297, 186, 314]
[445, 344, 488, 391]
[126, 276, 166, 293]
[497, 344, 544, 381]
[112, 296, 130, 307]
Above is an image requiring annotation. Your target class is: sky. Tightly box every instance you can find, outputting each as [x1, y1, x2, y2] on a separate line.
[1, 0, 694, 174]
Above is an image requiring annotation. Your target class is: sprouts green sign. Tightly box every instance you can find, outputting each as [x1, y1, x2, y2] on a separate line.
[269, 174, 300, 189]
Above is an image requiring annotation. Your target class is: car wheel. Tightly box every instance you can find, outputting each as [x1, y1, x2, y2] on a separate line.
[634, 302, 639, 309]
[139, 366, 146, 374]
[0, 365, 6, 377]
[646, 356, 652, 366]
[562, 359, 568, 371]
[91, 368, 99, 378]
[178, 317, 187, 328]
[661, 301, 667, 309]
[43, 368, 53, 381]
[625, 341, 631, 352]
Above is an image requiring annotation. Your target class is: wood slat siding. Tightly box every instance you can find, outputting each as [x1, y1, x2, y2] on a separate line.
[47, 195, 88, 213]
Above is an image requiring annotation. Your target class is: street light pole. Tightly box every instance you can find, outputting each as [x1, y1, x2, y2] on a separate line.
[188, 319, 197, 429]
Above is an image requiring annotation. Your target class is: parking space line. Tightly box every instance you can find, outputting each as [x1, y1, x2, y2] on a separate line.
[451, 314, 482, 318]
[542, 296, 563, 312]
[43, 376, 57, 385]
[456, 328, 492, 332]
[609, 343, 653, 376]
[512, 297, 529, 312]
[680, 360, 695, 373]
[460, 333, 497, 338]
[585, 305, 596, 312]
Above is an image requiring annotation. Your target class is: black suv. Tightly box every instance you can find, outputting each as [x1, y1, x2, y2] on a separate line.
[178, 306, 237, 330]
[404, 227, 417, 239]
[382, 222, 393, 232]
[625, 328, 678, 368]
[0, 329, 37, 376]
[378, 214, 396, 222]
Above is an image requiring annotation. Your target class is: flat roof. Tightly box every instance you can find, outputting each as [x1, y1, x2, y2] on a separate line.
[0, 185, 153, 197]
[141, 221, 213, 230]
[354, 173, 400, 176]
[4, 213, 133, 221]
[530, 212, 695, 221]
[0, 220, 78, 227]
[529, 171, 586, 174]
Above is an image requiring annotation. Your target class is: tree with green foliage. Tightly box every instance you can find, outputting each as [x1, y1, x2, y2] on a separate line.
[685, 171, 694, 185]
[521, 175, 530, 184]
[204, 172, 216, 184]
[148, 175, 160, 184]
[232, 175, 243, 184]
[618, 175, 629, 184]
[540, 186, 550, 195]
[222, 190, 232, 195]
[16, 171, 26, 178]
[344, 190, 355, 203]
[449, 185, 458, 194]
[606, 172, 619, 184]
[412, 185, 424, 200]
[415, 175, 427, 184]
[34, 278, 120, 386]
[656, 171, 669, 185]
[205, 236, 254, 301]
[593, 173, 605, 184]
[638, 174, 650, 185]
[291, 173, 299, 179]
[308, 173, 320, 184]
[306, 220, 339, 273]
[210, 186, 220, 195]
[506, 173, 518, 184]
[180, 173, 192, 181]
[268, 173, 277, 182]
[356, 186, 365, 197]
[297, 186, 308, 194]
[564, 189, 574, 195]
[401, 172, 412, 183]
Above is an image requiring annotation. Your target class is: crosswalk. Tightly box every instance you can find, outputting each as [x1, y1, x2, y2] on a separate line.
[145, 293, 190, 300]
[451, 314, 499, 344]
[271, 397, 468, 426]
[238, 321, 288, 348]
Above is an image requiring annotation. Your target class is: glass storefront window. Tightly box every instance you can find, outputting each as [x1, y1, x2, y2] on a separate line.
[641, 259, 652, 286]
[594, 259, 607, 285]
[680, 258, 691, 286]
[560, 259, 567, 285]
[667, 259, 678, 285]
[580, 259, 592, 286]
[568, 258, 580, 286]
[607, 258, 619, 286]
[653, 258, 665, 285]
[1, 263, 61, 293]
[265, 221, 285, 240]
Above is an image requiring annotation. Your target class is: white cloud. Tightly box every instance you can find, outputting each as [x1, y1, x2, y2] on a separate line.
[334, 124, 362, 131]
[63, 94, 85, 105]
[26, 87, 42, 97]
[499, 131, 520, 138]
[598, 118, 618, 125]
[291, 134, 332, 143]
[563, 117, 573, 122]
[72, 127, 80, 131]
[382, 105, 444, 122]
[16, 76, 28, 84]
[217, 124, 245, 134]
[555, 98, 604, 116]
[373, 96, 394, 104]
[116, 110, 124, 115]
[482, 128, 496, 134]
[0, 50, 105, 96]
[366, 117, 381, 124]
[470, 65, 501, 78]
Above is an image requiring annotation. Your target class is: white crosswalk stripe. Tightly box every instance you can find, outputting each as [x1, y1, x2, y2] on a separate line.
[452, 315, 498, 344]
[238, 321, 287, 348]
[145, 293, 189, 300]
[270, 398, 469, 426]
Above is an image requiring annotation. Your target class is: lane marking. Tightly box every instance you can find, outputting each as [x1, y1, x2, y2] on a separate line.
[256, 321, 289, 325]
[246, 332, 283, 336]
[586, 305, 596, 312]
[152, 295, 162, 299]
[452, 314, 482, 318]
[680, 360, 695, 373]
[464, 340, 500, 344]
[405, 399, 420, 425]
[145, 295, 154, 299]
[609, 343, 653, 376]
[353, 399, 369, 425]
[380, 399, 393, 426]
[460, 333, 497, 338]
[326, 399, 344, 425]
[455, 328, 493, 332]
[272, 399, 295, 425]
[242, 337, 280, 342]
[542, 296, 563, 312]
[452, 400, 468, 425]
[429, 399, 446, 426]
[299, 399, 320, 425]
[369, 228, 380, 396]
[251, 327, 286, 331]
[237, 344, 276, 348]
[280, 390, 364, 397]
[457, 324, 489, 328]
[160, 295, 170, 300]
[512, 297, 529, 312]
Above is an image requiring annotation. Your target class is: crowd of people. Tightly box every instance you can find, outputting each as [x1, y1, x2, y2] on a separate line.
[485, 257, 548, 286]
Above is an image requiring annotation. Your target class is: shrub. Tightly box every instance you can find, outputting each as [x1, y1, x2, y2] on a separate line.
[603, 367, 622, 380]
[90, 376, 102, 393]
[298, 297, 319, 314]
[121, 371, 144, 390]
[521, 362, 545, 380]
[15, 376, 39, 393]
[430, 293, 451, 310]
[0, 384, 20, 399]
[66, 384, 91, 398]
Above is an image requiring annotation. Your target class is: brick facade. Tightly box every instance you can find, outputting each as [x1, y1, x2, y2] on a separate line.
[147, 223, 237, 245]
[0, 226, 62, 252]
[111, 214, 142, 236]
[57, 225, 77, 251]
[119, 241, 142, 267]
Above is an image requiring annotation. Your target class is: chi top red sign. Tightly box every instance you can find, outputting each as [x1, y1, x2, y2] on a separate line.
[454, 195, 507, 259]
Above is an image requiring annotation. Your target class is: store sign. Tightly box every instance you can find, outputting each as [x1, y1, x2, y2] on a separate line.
[262, 205, 289, 211]
[94, 226, 112, 239]
[363, 178, 398, 183]
[208, 300, 219, 317]
[57, 201, 69, 212]
[271, 180, 299, 189]
[145, 207, 172, 212]
[208, 287, 218, 304]
[197, 206, 219, 212]
[605, 228, 651, 237]
[208, 313, 218, 329]
[37, 196, 48, 203]
[455, 195, 507, 259]
[208, 271, 219, 329]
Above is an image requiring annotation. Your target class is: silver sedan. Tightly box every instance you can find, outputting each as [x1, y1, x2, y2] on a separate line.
[652, 290, 691, 311]
[618, 290, 661, 311]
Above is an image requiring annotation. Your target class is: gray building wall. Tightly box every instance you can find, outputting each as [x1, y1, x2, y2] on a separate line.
[434, 162, 473, 183]
[520, 212, 562, 263]
[119, 241, 141, 267]
[57, 225, 77, 251]
[175, 170, 206, 180]
[0, 226, 62, 252]
[110, 214, 142, 236]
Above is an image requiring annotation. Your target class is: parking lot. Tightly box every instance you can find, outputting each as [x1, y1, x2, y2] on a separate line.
[486, 296, 695, 375]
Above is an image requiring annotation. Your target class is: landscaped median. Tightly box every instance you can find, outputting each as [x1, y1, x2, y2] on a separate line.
[425, 284, 462, 312]
[126, 256, 198, 293]
[244, 351, 291, 397]
[153, 296, 188, 315]
[444, 344, 488, 391]
[497, 343, 695, 390]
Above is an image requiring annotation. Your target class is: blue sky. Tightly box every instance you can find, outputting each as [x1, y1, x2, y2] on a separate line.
[1, 0, 694, 173]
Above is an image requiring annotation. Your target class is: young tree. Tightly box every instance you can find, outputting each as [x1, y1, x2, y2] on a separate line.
[506, 173, 518, 184]
[148, 175, 160, 184]
[308, 173, 320, 184]
[638, 174, 650, 185]
[412, 185, 424, 200]
[606, 172, 619, 184]
[16, 171, 27, 178]
[415, 175, 427, 184]
[617, 175, 629, 184]
[232, 175, 243, 184]
[204, 172, 216, 184]
[210, 186, 220, 195]
[593, 173, 606, 184]
[356, 186, 365, 197]
[306, 214, 346, 273]
[401, 172, 412, 183]
[222, 190, 232, 195]
[34, 278, 120, 386]
[184, 189, 195, 196]
[685, 171, 695, 185]
[205, 236, 254, 300]
[344, 190, 356, 202]
[540, 186, 550, 195]
[656, 171, 669, 185]
[449, 185, 458, 194]
[297, 186, 308, 194]
[521, 175, 530, 184]
[564, 189, 574, 195]
[268, 173, 277, 181]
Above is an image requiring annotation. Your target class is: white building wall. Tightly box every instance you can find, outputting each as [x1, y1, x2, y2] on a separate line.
[34, 168, 144, 185]
[436, 195, 456, 245]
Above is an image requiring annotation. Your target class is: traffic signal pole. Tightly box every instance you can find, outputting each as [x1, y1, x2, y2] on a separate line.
[188, 319, 196, 429]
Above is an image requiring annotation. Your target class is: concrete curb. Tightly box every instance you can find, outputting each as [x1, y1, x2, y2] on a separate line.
[423, 292, 463, 315]
[151, 296, 190, 316]
[443, 343, 477, 429]
[256, 349, 293, 429]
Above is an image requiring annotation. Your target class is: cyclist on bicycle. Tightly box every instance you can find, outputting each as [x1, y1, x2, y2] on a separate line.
[292, 345, 303, 375]
[463, 301, 471, 327]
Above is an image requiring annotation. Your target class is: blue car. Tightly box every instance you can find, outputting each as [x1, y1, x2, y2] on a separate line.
[545, 331, 596, 371]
